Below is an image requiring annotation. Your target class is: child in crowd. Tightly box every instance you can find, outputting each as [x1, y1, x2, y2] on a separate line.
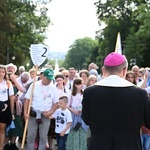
[50, 96, 72, 150]
[66, 78, 88, 150]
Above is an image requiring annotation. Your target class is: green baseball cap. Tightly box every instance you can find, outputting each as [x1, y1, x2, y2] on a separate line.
[43, 69, 54, 80]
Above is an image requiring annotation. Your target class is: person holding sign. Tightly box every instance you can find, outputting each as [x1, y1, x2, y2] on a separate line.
[82, 52, 150, 150]
[24, 69, 59, 150]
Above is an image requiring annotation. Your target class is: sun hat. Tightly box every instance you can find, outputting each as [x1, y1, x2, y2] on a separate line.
[43, 69, 54, 80]
[6, 63, 17, 73]
[104, 52, 126, 66]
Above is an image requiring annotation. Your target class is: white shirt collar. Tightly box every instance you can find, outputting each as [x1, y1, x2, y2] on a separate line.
[95, 75, 134, 87]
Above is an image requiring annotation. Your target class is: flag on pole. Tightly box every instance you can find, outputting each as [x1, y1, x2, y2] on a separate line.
[115, 32, 122, 54]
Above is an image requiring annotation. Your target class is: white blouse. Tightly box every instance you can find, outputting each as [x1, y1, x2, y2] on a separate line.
[0, 80, 14, 101]
[71, 93, 83, 110]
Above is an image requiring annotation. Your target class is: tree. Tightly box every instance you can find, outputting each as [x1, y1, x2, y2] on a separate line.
[95, 0, 137, 55]
[94, 0, 150, 67]
[62, 37, 98, 70]
[125, 4, 150, 67]
[0, 0, 51, 67]
[0, 0, 16, 63]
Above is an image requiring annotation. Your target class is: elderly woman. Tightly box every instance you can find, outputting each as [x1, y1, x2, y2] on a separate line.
[79, 70, 90, 90]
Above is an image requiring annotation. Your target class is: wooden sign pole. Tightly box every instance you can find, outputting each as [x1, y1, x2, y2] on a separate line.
[21, 65, 38, 149]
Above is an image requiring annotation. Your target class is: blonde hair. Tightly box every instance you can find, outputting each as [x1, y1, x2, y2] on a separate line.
[86, 75, 97, 87]
[29, 68, 36, 74]
[62, 70, 69, 74]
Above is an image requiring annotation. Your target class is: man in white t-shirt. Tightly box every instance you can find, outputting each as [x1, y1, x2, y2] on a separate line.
[24, 69, 59, 150]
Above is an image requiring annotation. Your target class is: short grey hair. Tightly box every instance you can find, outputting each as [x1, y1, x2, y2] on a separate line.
[19, 66, 25, 72]
[21, 72, 30, 80]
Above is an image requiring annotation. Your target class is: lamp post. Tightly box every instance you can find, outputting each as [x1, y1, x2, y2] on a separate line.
[6, 45, 9, 64]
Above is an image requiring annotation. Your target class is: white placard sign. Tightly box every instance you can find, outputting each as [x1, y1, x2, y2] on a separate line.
[30, 44, 49, 66]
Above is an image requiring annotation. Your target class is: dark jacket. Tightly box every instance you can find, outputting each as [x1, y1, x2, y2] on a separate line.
[82, 77, 150, 150]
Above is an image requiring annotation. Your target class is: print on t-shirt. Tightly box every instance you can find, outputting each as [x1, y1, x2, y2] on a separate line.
[56, 112, 65, 128]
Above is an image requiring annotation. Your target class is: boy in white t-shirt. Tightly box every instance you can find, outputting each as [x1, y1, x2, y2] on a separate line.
[50, 96, 72, 150]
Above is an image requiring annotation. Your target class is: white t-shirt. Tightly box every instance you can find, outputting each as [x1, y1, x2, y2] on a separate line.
[0, 80, 14, 101]
[65, 81, 72, 90]
[25, 80, 59, 111]
[56, 87, 71, 106]
[26, 76, 39, 85]
[71, 93, 83, 110]
[137, 80, 144, 87]
[52, 108, 72, 134]
[16, 76, 27, 89]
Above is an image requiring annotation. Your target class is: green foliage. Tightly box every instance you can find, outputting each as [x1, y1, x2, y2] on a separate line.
[58, 59, 64, 68]
[62, 37, 98, 70]
[0, 0, 51, 67]
[125, 4, 150, 67]
[47, 59, 55, 69]
[47, 59, 64, 71]
[95, 0, 150, 67]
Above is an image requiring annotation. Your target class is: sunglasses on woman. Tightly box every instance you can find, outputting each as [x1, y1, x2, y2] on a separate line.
[65, 75, 68, 78]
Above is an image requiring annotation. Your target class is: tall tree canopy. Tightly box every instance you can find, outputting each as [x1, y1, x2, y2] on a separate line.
[94, 0, 150, 67]
[125, 4, 150, 67]
[0, 0, 51, 67]
[62, 37, 98, 70]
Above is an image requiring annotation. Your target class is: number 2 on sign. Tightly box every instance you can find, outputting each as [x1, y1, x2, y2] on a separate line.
[41, 47, 47, 57]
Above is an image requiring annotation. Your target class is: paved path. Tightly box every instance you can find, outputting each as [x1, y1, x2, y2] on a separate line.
[17, 139, 57, 150]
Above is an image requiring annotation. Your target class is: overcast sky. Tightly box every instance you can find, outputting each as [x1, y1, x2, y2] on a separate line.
[44, 0, 102, 52]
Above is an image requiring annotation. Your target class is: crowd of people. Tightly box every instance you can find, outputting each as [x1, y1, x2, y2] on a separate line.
[0, 52, 150, 150]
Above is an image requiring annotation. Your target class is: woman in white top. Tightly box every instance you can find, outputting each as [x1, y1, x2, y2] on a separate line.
[66, 78, 88, 150]
[0, 65, 14, 150]
[61, 70, 72, 91]
[79, 70, 90, 90]
[55, 74, 71, 105]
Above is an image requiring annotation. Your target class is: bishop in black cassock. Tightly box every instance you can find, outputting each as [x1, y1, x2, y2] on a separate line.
[82, 52, 150, 150]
